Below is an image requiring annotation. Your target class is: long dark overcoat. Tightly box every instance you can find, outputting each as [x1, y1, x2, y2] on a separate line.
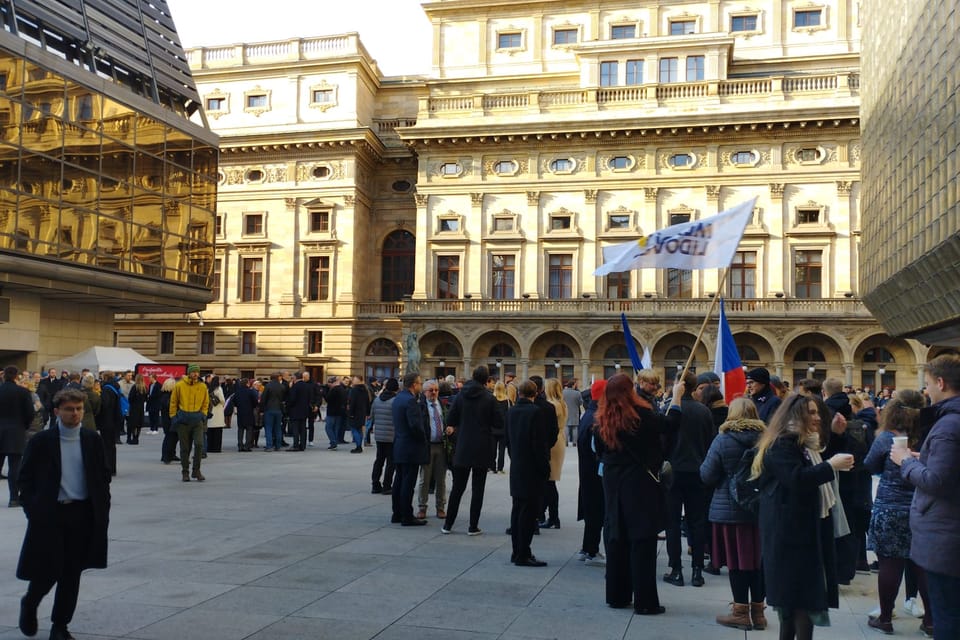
[392, 389, 429, 465]
[506, 398, 550, 498]
[447, 380, 502, 469]
[759, 435, 839, 611]
[16, 427, 111, 581]
[0, 380, 35, 454]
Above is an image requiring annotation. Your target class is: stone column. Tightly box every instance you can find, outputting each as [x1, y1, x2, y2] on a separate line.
[520, 358, 530, 381]
[843, 362, 854, 386]
[580, 359, 590, 387]
[413, 193, 429, 300]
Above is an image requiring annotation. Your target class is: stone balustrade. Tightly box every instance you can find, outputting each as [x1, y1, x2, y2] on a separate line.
[186, 34, 375, 70]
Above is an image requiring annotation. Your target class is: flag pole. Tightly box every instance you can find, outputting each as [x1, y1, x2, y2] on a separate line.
[678, 268, 731, 382]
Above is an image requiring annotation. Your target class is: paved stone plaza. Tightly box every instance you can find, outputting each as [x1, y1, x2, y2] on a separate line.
[0, 439, 884, 639]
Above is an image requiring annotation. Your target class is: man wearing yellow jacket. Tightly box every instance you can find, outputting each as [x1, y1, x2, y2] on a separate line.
[170, 364, 209, 482]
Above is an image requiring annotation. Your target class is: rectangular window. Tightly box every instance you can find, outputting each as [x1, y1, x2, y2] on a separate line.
[212, 258, 222, 300]
[548, 254, 573, 299]
[493, 217, 514, 231]
[797, 208, 820, 224]
[669, 212, 691, 225]
[729, 251, 757, 298]
[437, 256, 460, 298]
[553, 28, 578, 45]
[625, 60, 643, 85]
[206, 97, 225, 111]
[246, 94, 267, 108]
[76, 94, 93, 120]
[670, 20, 696, 35]
[241, 331, 257, 355]
[795, 250, 822, 298]
[309, 210, 329, 232]
[686, 55, 705, 81]
[215, 214, 223, 237]
[312, 89, 333, 103]
[731, 14, 758, 32]
[241, 257, 263, 302]
[0, 73, 6, 91]
[606, 272, 630, 299]
[439, 218, 460, 232]
[611, 24, 636, 39]
[244, 213, 263, 235]
[498, 32, 522, 48]
[159, 331, 174, 355]
[667, 268, 693, 298]
[491, 254, 515, 300]
[550, 215, 571, 230]
[600, 61, 619, 87]
[609, 214, 631, 229]
[200, 331, 215, 355]
[794, 9, 822, 27]
[307, 331, 323, 353]
[307, 256, 330, 301]
[659, 58, 679, 83]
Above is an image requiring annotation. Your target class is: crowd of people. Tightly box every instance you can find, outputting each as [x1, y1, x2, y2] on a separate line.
[2, 353, 959, 640]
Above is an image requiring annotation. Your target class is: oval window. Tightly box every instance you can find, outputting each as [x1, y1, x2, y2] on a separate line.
[731, 151, 756, 165]
[550, 158, 574, 172]
[392, 179, 412, 192]
[440, 162, 461, 176]
[798, 147, 821, 162]
[610, 156, 631, 170]
[312, 166, 331, 179]
[246, 169, 264, 182]
[668, 153, 692, 168]
[493, 160, 516, 175]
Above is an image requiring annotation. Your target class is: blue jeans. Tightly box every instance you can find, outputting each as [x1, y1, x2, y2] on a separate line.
[264, 410, 283, 449]
[350, 425, 364, 448]
[927, 569, 960, 639]
[325, 415, 342, 446]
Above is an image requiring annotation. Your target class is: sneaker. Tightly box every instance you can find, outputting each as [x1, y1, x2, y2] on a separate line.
[576, 550, 588, 562]
[467, 528, 483, 536]
[307, 442, 315, 448]
[441, 527, 452, 534]
[903, 598, 925, 619]
[584, 554, 606, 567]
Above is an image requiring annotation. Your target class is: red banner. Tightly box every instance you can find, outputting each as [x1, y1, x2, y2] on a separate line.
[135, 363, 187, 383]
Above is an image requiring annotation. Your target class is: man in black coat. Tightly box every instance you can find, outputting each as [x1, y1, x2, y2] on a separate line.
[37, 368, 65, 430]
[347, 375, 371, 453]
[508, 380, 551, 566]
[391, 372, 427, 526]
[286, 372, 314, 451]
[17, 388, 111, 640]
[0, 365, 35, 507]
[146, 376, 163, 433]
[96, 372, 123, 476]
[324, 376, 348, 449]
[226, 379, 259, 452]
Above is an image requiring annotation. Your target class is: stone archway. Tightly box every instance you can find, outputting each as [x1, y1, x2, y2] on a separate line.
[419, 330, 463, 381]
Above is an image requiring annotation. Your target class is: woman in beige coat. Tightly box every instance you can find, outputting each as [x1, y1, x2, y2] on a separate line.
[540, 377, 568, 528]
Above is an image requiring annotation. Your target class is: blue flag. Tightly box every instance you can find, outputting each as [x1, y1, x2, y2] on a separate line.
[620, 313, 643, 372]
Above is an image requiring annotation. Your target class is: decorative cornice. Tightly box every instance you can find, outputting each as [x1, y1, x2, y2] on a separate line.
[836, 180, 853, 195]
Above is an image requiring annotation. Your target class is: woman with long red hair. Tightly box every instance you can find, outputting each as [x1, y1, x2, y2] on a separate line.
[596, 373, 683, 615]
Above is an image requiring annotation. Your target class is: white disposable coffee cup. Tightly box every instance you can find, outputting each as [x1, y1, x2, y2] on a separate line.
[892, 436, 908, 450]
[837, 453, 854, 471]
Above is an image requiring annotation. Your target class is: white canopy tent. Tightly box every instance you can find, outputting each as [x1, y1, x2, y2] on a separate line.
[44, 346, 156, 375]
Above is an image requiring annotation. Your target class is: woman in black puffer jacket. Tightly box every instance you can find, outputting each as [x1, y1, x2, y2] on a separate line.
[700, 397, 766, 631]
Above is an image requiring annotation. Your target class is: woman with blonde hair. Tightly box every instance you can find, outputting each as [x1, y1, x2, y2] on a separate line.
[491, 381, 510, 473]
[80, 375, 100, 432]
[126, 373, 148, 445]
[539, 377, 567, 529]
[752, 394, 854, 640]
[700, 397, 767, 630]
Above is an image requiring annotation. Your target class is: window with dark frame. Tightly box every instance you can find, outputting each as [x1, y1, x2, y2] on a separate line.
[600, 61, 619, 87]
[440, 162, 461, 176]
[667, 268, 693, 298]
[659, 57, 679, 83]
[76, 94, 93, 120]
[611, 24, 636, 39]
[686, 55, 705, 81]
[798, 147, 821, 162]
[550, 215, 572, 230]
[244, 213, 263, 235]
[246, 94, 267, 108]
[729, 251, 757, 298]
[493, 217, 514, 231]
[206, 97, 224, 111]
[159, 331, 174, 355]
[308, 331, 323, 353]
[437, 256, 460, 298]
[241, 331, 257, 355]
[610, 156, 631, 170]
[794, 9, 822, 28]
[306, 256, 330, 301]
[797, 208, 821, 224]
[606, 271, 630, 298]
[670, 20, 696, 35]
[608, 214, 631, 229]
[439, 218, 460, 232]
[548, 254, 574, 299]
[493, 160, 516, 174]
[200, 331, 215, 355]
[241, 257, 263, 302]
[309, 210, 330, 232]
[553, 28, 578, 45]
[794, 250, 823, 298]
[212, 258, 222, 300]
[626, 60, 643, 85]
[731, 14, 758, 31]
[491, 254, 515, 299]
[498, 32, 522, 48]
[732, 150, 756, 165]
[670, 212, 691, 225]
[312, 89, 333, 103]
[381, 230, 415, 301]
[215, 214, 222, 236]
[668, 153, 692, 168]
[550, 158, 573, 172]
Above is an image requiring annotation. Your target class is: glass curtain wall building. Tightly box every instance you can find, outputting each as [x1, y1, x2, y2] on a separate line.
[0, 0, 217, 370]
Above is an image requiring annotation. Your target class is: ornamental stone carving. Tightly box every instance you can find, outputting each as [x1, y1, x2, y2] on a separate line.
[706, 185, 721, 201]
[644, 187, 659, 199]
[414, 193, 428, 206]
[526, 191, 540, 206]
[470, 193, 484, 206]
[584, 189, 598, 203]
[769, 183, 785, 199]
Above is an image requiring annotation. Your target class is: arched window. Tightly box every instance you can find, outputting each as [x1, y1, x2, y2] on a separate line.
[863, 348, 895, 363]
[489, 343, 516, 358]
[604, 344, 634, 379]
[381, 230, 415, 301]
[738, 345, 760, 362]
[545, 343, 574, 380]
[433, 341, 461, 358]
[366, 338, 399, 357]
[546, 344, 574, 359]
[665, 344, 696, 377]
[364, 338, 400, 380]
[793, 346, 826, 382]
[793, 347, 826, 363]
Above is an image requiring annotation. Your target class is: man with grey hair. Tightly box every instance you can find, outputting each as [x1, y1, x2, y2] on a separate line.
[416, 379, 448, 520]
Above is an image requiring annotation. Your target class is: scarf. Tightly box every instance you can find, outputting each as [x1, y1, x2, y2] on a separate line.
[802, 432, 837, 520]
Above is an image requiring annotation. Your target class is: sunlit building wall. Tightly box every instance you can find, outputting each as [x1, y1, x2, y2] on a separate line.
[0, 0, 218, 370]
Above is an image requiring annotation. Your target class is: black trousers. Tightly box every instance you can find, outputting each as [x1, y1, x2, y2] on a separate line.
[289, 419, 307, 450]
[6, 454, 21, 503]
[306, 413, 315, 443]
[444, 466, 488, 530]
[161, 421, 179, 461]
[492, 436, 506, 472]
[540, 480, 559, 523]
[393, 463, 419, 521]
[511, 493, 541, 562]
[372, 442, 395, 488]
[24, 501, 94, 627]
[606, 536, 660, 609]
[99, 428, 117, 476]
[665, 470, 707, 569]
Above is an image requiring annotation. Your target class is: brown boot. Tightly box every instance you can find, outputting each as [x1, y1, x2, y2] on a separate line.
[192, 469, 205, 482]
[717, 603, 752, 630]
[750, 602, 768, 630]
[181, 470, 190, 482]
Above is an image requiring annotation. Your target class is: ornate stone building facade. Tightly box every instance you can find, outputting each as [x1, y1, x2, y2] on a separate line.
[116, 0, 938, 388]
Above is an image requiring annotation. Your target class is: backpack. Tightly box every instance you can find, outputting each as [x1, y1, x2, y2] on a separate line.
[728, 446, 761, 517]
[105, 385, 129, 417]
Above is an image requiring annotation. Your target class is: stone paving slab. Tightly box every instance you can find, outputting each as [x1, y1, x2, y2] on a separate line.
[0, 438, 881, 639]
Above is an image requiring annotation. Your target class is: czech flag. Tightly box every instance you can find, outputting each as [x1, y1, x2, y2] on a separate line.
[714, 298, 746, 400]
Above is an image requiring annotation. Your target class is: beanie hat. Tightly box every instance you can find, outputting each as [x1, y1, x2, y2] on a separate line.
[746, 367, 770, 385]
[187, 364, 200, 374]
[696, 371, 720, 386]
[591, 379, 607, 401]
[384, 378, 400, 392]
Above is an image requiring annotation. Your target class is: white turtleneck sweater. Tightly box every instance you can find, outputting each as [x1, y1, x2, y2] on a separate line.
[58, 420, 88, 501]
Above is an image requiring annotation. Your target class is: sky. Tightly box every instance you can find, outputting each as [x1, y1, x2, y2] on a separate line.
[165, 0, 433, 76]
